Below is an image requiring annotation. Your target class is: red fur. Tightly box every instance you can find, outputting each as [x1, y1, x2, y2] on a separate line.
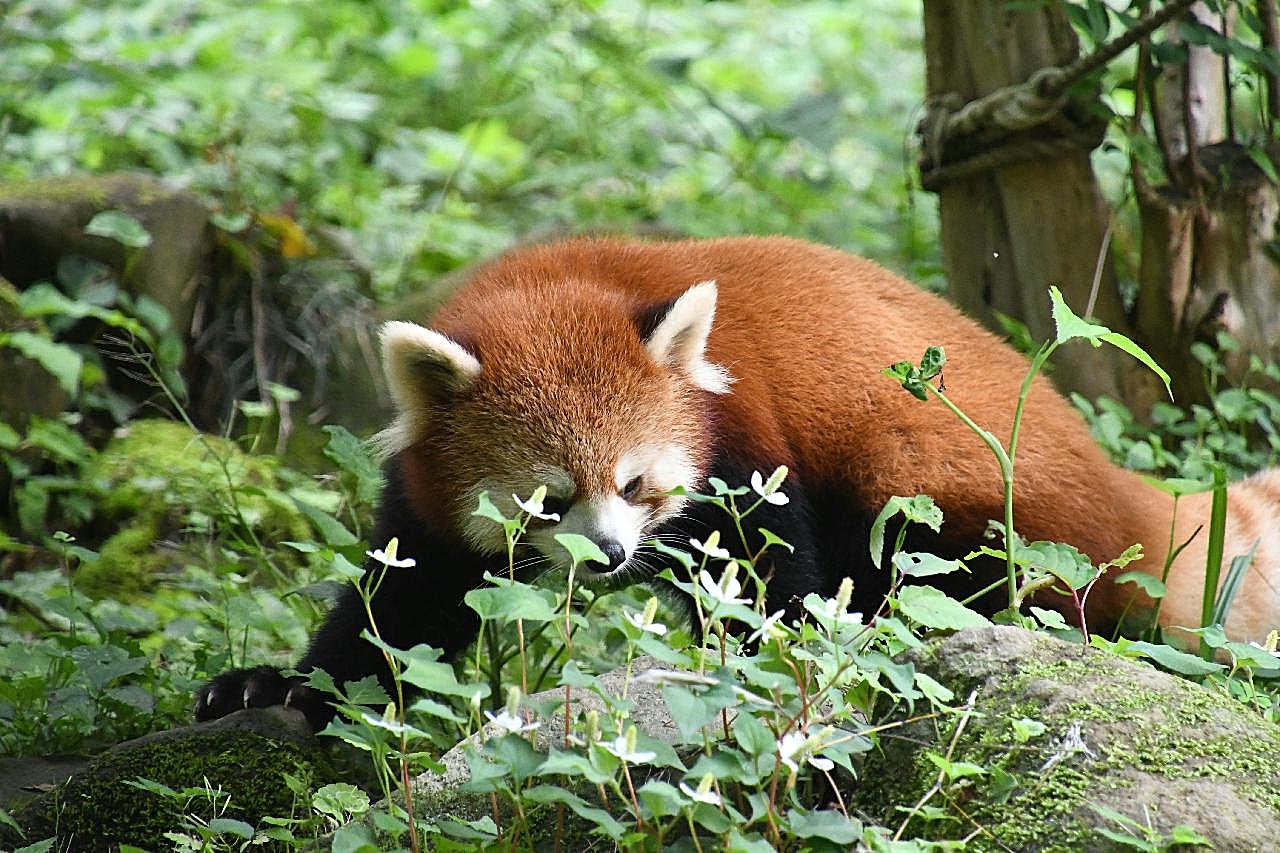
[403, 236, 1279, 640]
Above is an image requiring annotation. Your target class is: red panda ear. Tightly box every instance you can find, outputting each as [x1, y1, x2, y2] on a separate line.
[380, 321, 481, 418]
[641, 280, 733, 394]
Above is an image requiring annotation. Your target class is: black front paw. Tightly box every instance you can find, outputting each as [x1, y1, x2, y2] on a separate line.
[195, 666, 331, 731]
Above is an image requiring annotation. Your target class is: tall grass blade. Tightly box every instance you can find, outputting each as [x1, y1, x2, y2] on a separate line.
[1199, 466, 1228, 661]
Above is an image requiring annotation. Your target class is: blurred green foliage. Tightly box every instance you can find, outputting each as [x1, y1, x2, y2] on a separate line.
[1, 0, 938, 298]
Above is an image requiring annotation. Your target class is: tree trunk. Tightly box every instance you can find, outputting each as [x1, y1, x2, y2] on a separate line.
[920, 0, 1145, 404]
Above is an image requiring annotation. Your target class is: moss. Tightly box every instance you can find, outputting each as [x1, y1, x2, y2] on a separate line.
[857, 630, 1280, 851]
[0, 174, 171, 208]
[74, 518, 168, 598]
[85, 419, 312, 595]
[17, 729, 335, 850]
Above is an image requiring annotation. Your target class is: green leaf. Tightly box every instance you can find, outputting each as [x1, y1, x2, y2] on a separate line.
[330, 822, 380, 853]
[1100, 332, 1172, 399]
[472, 492, 510, 524]
[523, 784, 627, 840]
[207, 818, 255, 839]
[1010, 717, 1046, 743]
[394, 643, 490, 702]
[896, 586, 990, 630]
[85, 210, 152, 248]
[1029, 606, 1070, 631]
[726, 830, 777, 853]
[757, 527, 795, 553]
[785, 808, 863, 844]
[925, 751, 986, 781]
[1048, 285, 1110, 343]
[464, 583, 558, 623]
[293, 498, 357, 546]
[1048, 287, 1171, 398]
[1129, 641, 1225, 676]
[537, 748, 613, 785]
[869, 495, 943, 569]
[1113, 571, 1166, 600]
[483, 733, 544, 782]
[883, 360, 929, 401]
[733, 709, 775, 757]
[635, 780, 685, 819]
[893, 552, 965, 578]
[554, 532, 608, 567]
[913, 672, 955, 705]
[322, 425, 383, 504]
[919, 345, 945, 379]
[2, 332, 83, 396]
[1017, 541, 1095, 590]
[311, 783, 369, 820]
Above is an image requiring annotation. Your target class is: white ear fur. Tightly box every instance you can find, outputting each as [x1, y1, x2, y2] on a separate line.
[380, 319, 480, 415]
[643, 281, 733, 394]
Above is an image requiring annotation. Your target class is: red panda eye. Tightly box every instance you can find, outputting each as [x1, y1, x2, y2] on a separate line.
[621, 476, 644, 502]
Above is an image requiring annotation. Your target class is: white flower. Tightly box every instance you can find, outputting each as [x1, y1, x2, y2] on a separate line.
[624, 608, 667, 636]
[817, 597, 862, 626]
[633, 669, 719, 687]
[513, 486, 561, 522]
[750, 467, 790, 506]
[484, 709, 540, 734]
[777, 728, 835, 773]
[366, 538, 416, 568]
[747, 609, 787, 643]
[698, 568, 749, 606]
[1247, 640, 1280, 661]
[602, 726, 656, 764]
[679, 774, 722, 806]
[689, 530, 730, 560]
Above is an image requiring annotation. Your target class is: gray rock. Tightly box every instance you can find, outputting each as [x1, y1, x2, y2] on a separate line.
[411, 655, 679, 804]
[856, 625, 1280, 851]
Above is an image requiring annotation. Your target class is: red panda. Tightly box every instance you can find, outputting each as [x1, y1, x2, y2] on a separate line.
[196, 236, 1280, 729]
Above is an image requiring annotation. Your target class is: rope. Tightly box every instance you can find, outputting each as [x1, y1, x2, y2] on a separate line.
[920, 0, 1200, 189]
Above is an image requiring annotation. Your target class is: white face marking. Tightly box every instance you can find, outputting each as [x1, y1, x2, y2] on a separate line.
[527, 495, 647, 578]
[454, 445, 701, 577]
[616, 444, 698, 498]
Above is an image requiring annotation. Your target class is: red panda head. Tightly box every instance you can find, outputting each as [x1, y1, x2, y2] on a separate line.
[378, 279, 730, 581]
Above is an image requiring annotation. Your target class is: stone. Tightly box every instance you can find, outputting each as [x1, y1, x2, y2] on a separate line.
[855, 625, 1280, 851]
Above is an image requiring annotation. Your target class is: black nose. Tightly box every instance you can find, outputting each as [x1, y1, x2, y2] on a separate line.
[600, 540, 627, 571]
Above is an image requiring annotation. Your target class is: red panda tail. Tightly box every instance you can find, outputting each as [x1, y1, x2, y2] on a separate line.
[1143, 469, 1280, 643]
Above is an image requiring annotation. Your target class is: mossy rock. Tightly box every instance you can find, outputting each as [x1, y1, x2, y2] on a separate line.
[11, 708, 335, 851]
[856, 625, 1280, 851]
[83, 419, 316, 594]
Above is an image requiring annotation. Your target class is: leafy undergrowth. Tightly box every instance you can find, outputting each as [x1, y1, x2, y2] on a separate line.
[1, 405, 1278, 850]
